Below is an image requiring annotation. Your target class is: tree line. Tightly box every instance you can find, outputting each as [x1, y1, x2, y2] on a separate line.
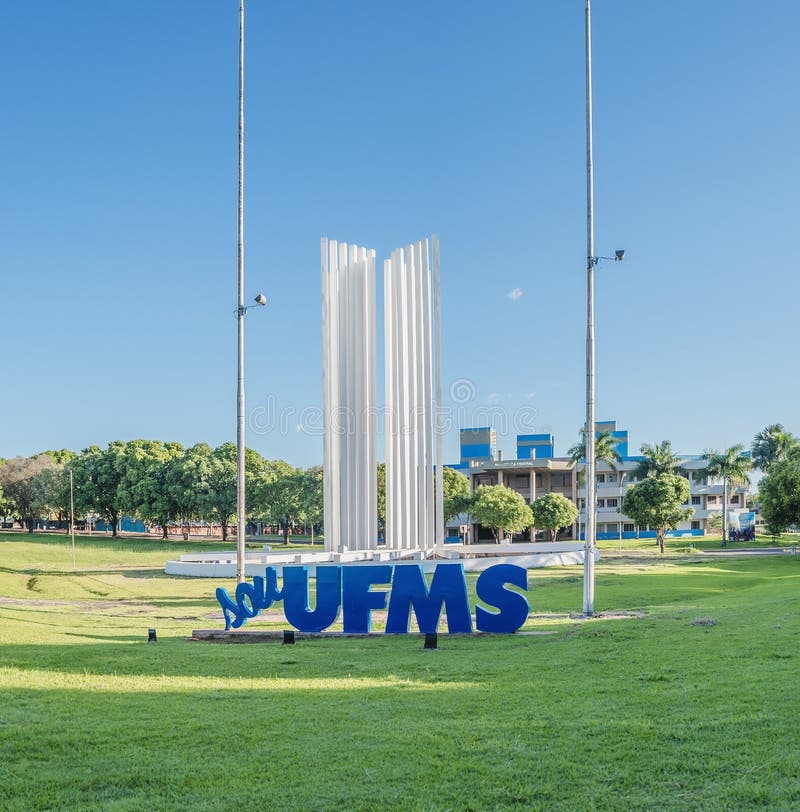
[0, 422, 795, 545]
[0, 442, 322, 543]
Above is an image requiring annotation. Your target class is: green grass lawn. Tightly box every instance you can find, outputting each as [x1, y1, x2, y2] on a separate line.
[1, 531, 799, 810]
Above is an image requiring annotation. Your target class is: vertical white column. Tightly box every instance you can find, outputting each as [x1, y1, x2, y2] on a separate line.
[321, 239, 377, 553]
[383, 237, 443, 553]
[365, 248, 377, 550]
[432, 235, 444, 547]
[321, 238, 332, 551]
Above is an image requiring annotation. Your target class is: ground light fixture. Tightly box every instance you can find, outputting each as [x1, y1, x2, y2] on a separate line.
[283, 630, 296, 645]
[424, 633, 438, 650]
[148, 628, 157, 643]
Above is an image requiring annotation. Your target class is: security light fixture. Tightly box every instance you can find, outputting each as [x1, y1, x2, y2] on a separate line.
[591, 250, 626, 265]
[236, 293, 269, 316]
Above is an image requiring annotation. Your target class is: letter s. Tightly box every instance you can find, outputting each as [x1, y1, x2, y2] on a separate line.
[475, 564, 529, 633]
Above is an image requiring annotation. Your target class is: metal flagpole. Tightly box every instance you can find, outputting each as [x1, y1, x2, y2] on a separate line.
[236, 0, 247, 583]
[583, 0, 597, 615]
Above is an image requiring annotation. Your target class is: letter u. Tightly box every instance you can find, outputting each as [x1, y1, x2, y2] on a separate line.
[282, 566, 342, 633]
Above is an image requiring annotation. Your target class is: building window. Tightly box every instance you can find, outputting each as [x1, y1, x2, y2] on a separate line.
[691, 496, 701, 505]
[597, 474, 605, 484]
[623, 523, 634, 532]
[707, 496, 717, 505]
[691, 521, 701, 530]
[606, 498, 618, 508]
[731, 495, 740, 504]
[597, 499, 605, 508]
[606, 474, 617, 484]
[579, 499, 585, 509]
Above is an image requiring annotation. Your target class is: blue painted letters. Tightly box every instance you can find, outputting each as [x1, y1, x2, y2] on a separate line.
[386, 564, 472, 634]
[215, 562, 530, 634]
[475, 563, 529, 633]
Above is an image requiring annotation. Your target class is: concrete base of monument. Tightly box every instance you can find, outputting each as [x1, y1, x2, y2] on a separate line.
[189, 628, 560, 642]
[165, 542, 595, 578]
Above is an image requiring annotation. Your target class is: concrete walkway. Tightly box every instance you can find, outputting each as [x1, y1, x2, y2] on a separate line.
[697, 546, 798, 557]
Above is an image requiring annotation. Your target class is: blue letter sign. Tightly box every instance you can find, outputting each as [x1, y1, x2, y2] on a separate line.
[215, 562, 529, 635]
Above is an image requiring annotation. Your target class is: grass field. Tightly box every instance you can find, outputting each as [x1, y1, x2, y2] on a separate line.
[1, 531, 798, 811]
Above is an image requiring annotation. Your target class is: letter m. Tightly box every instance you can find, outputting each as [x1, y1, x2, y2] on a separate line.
[386, 563, 472, 634]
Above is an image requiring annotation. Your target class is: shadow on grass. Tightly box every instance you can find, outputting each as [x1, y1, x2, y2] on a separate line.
[64, 632, 147, 642]
[0, 634, 538, 682]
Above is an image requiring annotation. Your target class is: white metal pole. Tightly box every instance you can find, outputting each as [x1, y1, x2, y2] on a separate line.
[236, 0, 247, 583]
[583, 0, 597, 615]
[69, 469, 76, 569]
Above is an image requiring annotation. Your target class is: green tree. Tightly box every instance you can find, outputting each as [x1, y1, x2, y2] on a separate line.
[632, 440, 685, 480]
[758, 447, 800, 535]
[530, 492, 578, 541]
[31, 463, 72, 529]
[470, 484, 534, 543]
[192, 443, 264, 541]
[40, 449, 77, 465]
[442, 466, 472, 521]
[253, 459, 304, 544]
[702, 445, 752, 546]
[164, 443, 213, 539]
[119, 440, 184, 538]
[0, 455, 59, 531]
[71, 442, 128, 537]
[751, 424, 797, 473]
[299, 465, 324, 537]
[377, 462, 386, 533]
[622, 474, 693, 554]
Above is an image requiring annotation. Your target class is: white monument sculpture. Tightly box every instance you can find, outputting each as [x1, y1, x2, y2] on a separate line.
[321, 236, 444, 554]
[320, 239, 378, 552]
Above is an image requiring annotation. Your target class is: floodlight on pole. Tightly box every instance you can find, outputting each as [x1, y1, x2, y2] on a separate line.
[590, 251, 625, 265]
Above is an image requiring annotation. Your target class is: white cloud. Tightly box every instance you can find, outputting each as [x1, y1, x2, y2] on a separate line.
[506, 287, 523, 301]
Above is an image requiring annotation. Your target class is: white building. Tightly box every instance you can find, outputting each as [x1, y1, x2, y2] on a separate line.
[449, 421, 747, 542]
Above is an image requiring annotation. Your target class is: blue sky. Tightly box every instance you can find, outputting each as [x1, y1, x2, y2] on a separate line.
[2, 1, 798, 467]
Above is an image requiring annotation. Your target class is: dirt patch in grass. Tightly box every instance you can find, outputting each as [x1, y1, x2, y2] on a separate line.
[530, 610, 646, 621]
[0, 596, 204, 620]
[691, 616, 717, 627]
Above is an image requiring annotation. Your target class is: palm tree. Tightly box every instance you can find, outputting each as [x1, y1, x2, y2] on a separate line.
[702, 445, 752, 546]
[632, 440, 685, 481]
[567, 429, 623, 538]
[567, 428, 623, 475]
[751, 424, 797, 473]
